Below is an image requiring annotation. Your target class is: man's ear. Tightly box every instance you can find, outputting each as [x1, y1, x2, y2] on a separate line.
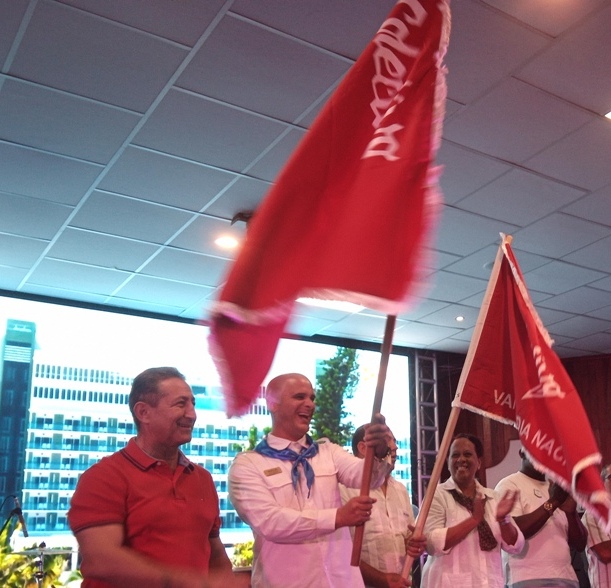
[133, 401, 150, 425]
[356, 440, 367, 458]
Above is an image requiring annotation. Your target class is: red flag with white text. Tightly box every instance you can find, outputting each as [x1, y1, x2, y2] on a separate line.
[453, 235, 611, 531]
[208, 0, 450, 416]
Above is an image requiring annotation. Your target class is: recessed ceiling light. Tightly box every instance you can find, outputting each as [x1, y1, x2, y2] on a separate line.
[455, 315, 465, 322]
[215, 235, 240, 250]
[606, 111, 611, 120]
[296, 297, 365, 313]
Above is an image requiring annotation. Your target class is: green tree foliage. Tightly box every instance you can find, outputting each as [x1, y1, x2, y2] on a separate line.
[0, 523, 73, 587]
[311, 347, 359, 446]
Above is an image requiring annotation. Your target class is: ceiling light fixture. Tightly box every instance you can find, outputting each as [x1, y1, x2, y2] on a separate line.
[214, 235, 240, 250]
[606, 111, 611, 120]
[296, 297, 365, 313]
[455, 315, 465, 322]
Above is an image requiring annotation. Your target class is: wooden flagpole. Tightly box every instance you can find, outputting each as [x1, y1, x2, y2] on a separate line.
[351, 314, 397, 566]
[400, 236, 509, 581]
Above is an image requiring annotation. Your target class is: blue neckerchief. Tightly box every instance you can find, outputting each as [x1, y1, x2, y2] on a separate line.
[255, 435, 319, 497]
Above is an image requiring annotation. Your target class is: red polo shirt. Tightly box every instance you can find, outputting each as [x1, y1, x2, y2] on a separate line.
[68, 438, 221, 587]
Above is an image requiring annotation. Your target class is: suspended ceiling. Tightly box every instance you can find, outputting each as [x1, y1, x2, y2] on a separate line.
[1, 0, 611, 358]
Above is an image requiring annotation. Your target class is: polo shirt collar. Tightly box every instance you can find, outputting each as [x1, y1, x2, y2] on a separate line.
[124, 437, 194, 471]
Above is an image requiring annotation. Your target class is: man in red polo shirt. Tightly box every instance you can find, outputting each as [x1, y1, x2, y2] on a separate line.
[68, 366, 242, 588]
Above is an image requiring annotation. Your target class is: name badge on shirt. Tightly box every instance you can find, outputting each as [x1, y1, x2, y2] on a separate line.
[264, 467, 282, 477]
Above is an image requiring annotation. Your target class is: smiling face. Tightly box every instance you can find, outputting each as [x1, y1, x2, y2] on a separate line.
[267, 374, 315, 441]
[136, 377, 197, 451]
[448, 436, 482, 493]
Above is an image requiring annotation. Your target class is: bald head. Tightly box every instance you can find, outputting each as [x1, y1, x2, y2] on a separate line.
[266, 373, 312, 408]
[265, 373, 315, 441]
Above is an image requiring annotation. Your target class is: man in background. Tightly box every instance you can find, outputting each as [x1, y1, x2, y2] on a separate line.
[495, 447, 587, 588]
[341, 424, 425, 588]
[582, 464, 611, 587]
[68, 366, 242, 588]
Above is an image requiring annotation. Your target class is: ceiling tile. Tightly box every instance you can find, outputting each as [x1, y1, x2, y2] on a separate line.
[26, 258, 131, 296]
[457, 169, 585, 227]
[589, 277, 611, 293]
[230, 0, 394, 60]
[426, 271, 488, 304]
[563, 185, 611, 227]
[202, 176, 270, 219]
[105, 295, 188, 317]
[99, 146, 235, 212]
[21, 283, 110, 305]
[562, 235, 611, 273]
[318, 313, 391, 342]
[536, 307, 576, 327]
[392, 322, 462, 347]
[0, 191, 73, 240]
[585, 304, 611, 322]
[246, 128, 306, 183]
[70, 191, 194, 244]
[416, 304, 480, 329]
[437, 141, 510, 205]
[0, 233, 48, 268]
[286, 313, 337, 338]
[0, 78, 141, 164]
[113, 274, 215, 308]
[9, 1, 188, 111]
[435, 207, 518, 256]
[513, 213, 610, 258]
[444, 0, 548, 103]
[46, 228, 159, 271]
[446, 244, 550, 281]
[522, 261, 607, 295]
[0, 0, 29, 64]
[548, 315, 611, 339]
[566, 332, 611, 354]
[139, 248, 230, 288]
[57, 0, 229, 47]
[133, 89, 290, 172]
[178, 16, 351, 122]
[527, 118, 611, 191]
[0, 265, 29, 291]
[516, 3, 611, 114]
[537, 286, 611, 314]
[483, 0, 607, 37]
[0, 142, 102, 205]
[443, 78, 592, 163]
[398, 298, 450, 322]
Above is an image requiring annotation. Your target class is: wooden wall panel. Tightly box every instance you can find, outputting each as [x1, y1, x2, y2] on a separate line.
[563, 355, 611, 466]
[434, 352, 611, 483]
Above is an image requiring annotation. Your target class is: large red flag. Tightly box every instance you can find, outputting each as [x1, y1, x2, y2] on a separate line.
[209, 0, 451, 416]
[453, 234, 611, 531]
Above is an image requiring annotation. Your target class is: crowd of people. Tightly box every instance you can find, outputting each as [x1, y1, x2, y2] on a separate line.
[67, 367, 611, 588]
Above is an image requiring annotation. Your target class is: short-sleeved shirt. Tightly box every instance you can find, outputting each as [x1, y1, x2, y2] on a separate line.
[68, 438, 221, 588]
[583, 510, 611, 588]
[495, 471, 577, 587]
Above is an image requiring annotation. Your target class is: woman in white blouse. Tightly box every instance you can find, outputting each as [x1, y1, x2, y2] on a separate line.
[420, 433, 525, 588]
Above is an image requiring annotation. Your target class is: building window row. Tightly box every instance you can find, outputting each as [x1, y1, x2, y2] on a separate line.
[33, 386, 129, 405]
[35, 364, 132, 386]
